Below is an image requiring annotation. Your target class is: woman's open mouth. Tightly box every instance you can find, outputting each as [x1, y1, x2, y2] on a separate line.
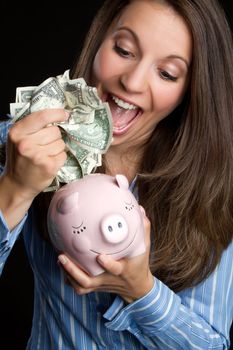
[107, 95, 142, 135]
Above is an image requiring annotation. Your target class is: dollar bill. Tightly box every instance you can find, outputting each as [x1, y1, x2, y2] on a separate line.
[16, 86, 36, 103]
[58, 104, 112, 153]
[9, 70, 113, 191]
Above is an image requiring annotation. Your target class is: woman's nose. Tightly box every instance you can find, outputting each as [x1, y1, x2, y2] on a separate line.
[120, 63, 149, 93]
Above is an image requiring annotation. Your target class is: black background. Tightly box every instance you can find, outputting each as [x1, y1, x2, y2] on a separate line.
[0, 1, 232, 349]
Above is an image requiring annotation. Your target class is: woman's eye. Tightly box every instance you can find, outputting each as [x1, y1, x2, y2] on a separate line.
[114, 43, 132, 58]
[160, 70, 177, 82]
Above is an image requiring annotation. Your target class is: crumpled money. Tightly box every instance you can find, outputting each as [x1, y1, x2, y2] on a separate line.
[9, 70, 113, 191]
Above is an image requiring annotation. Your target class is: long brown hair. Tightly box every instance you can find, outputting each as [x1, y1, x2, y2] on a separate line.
[37, 0, 233, 292]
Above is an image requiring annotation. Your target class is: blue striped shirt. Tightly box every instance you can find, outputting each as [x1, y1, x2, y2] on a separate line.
[0, 117, 232, 349]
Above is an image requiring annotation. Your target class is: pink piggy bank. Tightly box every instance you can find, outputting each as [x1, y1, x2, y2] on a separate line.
[47, 173, 146, 275]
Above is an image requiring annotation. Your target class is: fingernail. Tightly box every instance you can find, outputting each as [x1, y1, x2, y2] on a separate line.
[139, 205, 146, 217]
[64, 110, 70, 119]
[97, 254, 108, 265]
[58, 255, 68, 265]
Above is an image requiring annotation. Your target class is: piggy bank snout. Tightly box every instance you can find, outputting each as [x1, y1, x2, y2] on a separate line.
[101, 214, 128, 243]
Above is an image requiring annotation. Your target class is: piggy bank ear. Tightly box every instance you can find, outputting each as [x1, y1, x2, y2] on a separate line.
[115, 174, 129, 190]
[57, 192, 79, 214]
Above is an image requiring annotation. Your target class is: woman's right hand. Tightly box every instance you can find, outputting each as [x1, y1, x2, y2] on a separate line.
[4, 108, 69, 200]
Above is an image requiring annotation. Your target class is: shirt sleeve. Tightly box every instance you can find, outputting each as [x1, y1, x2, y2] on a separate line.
[0, 116, 28, 275]
[0, 115, 13, 174]
[103, 241, 233, 349]
[0, 210, 28, 275]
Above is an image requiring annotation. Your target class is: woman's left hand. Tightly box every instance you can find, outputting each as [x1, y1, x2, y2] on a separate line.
[58, 212, 154, 303]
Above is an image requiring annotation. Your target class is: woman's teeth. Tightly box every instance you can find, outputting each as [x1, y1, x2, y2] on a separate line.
[112, 95, 137, 110]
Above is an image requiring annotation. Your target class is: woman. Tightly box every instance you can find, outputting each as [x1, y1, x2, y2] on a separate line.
[0, 0, 233, 349]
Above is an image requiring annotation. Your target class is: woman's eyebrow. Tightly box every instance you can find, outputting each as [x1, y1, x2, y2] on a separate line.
[116, 26, 190, 68]
[166, 54, 190, 69]
[116, 26, 139, 44]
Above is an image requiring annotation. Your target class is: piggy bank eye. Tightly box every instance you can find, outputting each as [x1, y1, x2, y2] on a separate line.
[124, 201, 135, 211]
[72, 222, 86, 235]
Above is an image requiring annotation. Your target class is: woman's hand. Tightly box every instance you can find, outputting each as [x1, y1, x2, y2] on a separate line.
[0, 108, 68, 229]
[5, 108, 69, 200]
[58, 212, 154, 303]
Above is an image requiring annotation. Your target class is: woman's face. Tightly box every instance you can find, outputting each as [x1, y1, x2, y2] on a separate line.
[91, 0, 192, 148]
